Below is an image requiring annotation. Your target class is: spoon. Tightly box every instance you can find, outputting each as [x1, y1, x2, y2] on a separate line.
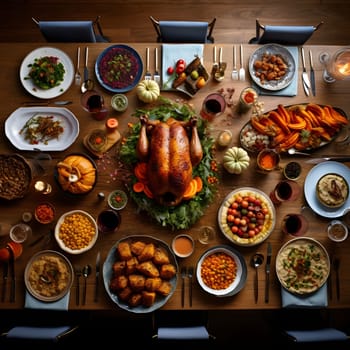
[287, 148, 311, 156]
[81, 47, 94, 93]
[82, 264, 92, 305]
[251, 253, 264, 303]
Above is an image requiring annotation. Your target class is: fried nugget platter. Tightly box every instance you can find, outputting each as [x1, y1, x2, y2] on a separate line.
[103, 235, 178, 313]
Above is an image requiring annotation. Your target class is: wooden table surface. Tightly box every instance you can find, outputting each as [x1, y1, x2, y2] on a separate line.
[0, 43, 349, 312]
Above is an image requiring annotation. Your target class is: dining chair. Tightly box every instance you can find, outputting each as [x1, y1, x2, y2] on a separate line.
[32, 16, 110, 42]
[149, 16, 216, 43]
[0, 325, 80, 348]
[249, 19, 324, 45]
[151, 310, 216, 347]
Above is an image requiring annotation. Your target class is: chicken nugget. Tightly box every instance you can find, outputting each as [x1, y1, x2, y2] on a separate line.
[125, 256, 139, 275]
[153, 247, 170, 265]
[110, 275, 128, 293]
[112, 261, 126, 276]
[130, 240, 146, 256]
[138, 243, 155, 262]
[117, 241, 133, 260]
[137, 261, 160, 278]
[128, 274, 146, 292]
[156, 280, 172, 296]
[159, 263, 177, 280]
[142, 291, 156, 307]
[128, 293, 142, 307]
[145, 277, 162, 292]
[117, 286, 133, 301]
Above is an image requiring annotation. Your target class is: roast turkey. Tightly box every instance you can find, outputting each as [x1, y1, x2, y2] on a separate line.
[136, 115, 203, 206]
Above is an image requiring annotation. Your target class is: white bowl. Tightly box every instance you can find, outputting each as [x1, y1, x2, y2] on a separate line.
[55, 210, 98, 254]
[196, 245, 247, 297]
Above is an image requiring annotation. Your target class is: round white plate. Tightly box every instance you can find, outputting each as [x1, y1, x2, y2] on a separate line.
[20, 47, 74, 99]
[196, 245, 247, 297]
[5, 107, 79, 151]
[249, 43, 295, 91]
[276, 237, 330, 295]
[218, 187, 276, 246]
[304, 161, 350, 218]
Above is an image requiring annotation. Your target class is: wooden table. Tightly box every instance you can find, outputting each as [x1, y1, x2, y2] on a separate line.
[0, 43, 349, 312]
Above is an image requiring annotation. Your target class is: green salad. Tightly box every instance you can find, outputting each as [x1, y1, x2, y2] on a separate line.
[119, 97, 219, 230]
[25, 56, 65, 89]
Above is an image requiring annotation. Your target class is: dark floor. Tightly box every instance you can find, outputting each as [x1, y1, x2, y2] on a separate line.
[0, 308, 349, 348]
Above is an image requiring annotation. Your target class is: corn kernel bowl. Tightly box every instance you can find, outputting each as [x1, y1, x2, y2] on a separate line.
[54, 210, 98, 254]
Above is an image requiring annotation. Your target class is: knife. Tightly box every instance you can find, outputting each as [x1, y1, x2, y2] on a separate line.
[2, 260, 8, 302]
[7, 246, 15, 302]
[84, 47, 89, 82]
[94, 251, 101, 302]
[309, 50, 316, 96]
[305, 156, 350, 164]
[301, 47, 310, 96]
[265, 242, 272, 303]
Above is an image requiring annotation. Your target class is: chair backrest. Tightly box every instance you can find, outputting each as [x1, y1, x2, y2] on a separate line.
[151, 310, 215, 344]
[2, 325, 79, 344]
[32, 16, 109, 42]
[150, 16, 216, 43]
[284, 328, 349, 343]
[249, 19, 324, 45]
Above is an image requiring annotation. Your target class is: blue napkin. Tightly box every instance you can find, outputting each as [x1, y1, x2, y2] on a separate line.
[161, 44, 204, 90]
[25, 290, 70, 310]
[253, 46, 299, 97]
[281, 283, 328, 308]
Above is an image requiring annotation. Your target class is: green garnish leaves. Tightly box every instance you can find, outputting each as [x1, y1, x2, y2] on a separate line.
[119, 97, 218, 230]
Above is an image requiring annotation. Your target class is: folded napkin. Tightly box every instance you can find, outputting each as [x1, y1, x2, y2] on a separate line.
[285, 328, 349, 343]
[161, 44, 204, 91]
[253, 46, 299, 97]
[6, 325, 72, 340]
[281, 283, 328, 308]
[25, 290, 70, 311]
[157, 326, 209, 340]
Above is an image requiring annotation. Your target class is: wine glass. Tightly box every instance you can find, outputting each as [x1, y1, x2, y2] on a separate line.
[319, 48, 350, 83]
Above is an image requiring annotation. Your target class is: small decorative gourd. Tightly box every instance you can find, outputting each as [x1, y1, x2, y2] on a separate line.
[136, 79, 160, 103]
[223, 146, 250, 174]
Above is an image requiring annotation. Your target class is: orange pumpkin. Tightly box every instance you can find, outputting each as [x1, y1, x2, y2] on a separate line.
[56, 155, 96, 194]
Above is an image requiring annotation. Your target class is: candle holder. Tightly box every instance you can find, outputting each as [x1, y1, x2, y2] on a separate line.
[319, 48, 350, 83]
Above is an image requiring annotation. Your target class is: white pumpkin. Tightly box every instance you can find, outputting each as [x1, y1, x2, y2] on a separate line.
[223, 146, 250, 174]
[136, 79, 160, 103]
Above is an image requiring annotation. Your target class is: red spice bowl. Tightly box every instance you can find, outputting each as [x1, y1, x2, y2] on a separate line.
[34, 202, 55, 224]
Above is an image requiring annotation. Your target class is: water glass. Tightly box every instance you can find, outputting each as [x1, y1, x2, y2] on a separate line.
[197, 226, 216, 244]
[9, 223, 32, 243]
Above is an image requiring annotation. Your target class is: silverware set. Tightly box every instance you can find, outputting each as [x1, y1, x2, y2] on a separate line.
[328, 256, 341, 301]
[301, 47, 316, 96]
[180, 266, 194, 307]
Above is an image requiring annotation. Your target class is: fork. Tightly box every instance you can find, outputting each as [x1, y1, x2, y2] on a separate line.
[75, 47, 81, 86]
[145, 47, 152, 80]
[153, 47, 160, 85]
[181, 266, 187, 308]
[75, 266, 82, 305]
[188, 266, 194, 307]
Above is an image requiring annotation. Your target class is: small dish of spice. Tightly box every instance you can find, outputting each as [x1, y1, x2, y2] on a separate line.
[34, 202, 55, 224]
[283, 161, 302, 180]
[172, 234, 194, 258]
[87, 129, 107, 152]
[256, 148, 280, 172]
[107, 190, 128, 210]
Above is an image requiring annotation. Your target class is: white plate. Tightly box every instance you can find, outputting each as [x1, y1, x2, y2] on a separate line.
[276, 237, 330, 295]
[5, 107, 79, 151]
[249, 44, 295, 91]
[218, 187, 276, 246]
[24, 250, 74, 302]
[20, 47, 74, 99]
[304, 161, 350, 218]
[103, 235, 178, 313]
[196, 245, 247, 297]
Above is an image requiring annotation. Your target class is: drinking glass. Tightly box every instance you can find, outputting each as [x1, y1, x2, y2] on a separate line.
[81, 90, 108, 120]
[97, 209, 121, 234]
[269, 180, 301, 204]
[200, 93, 226, 121]
[197, 226, 216, 245]
[319, 48, 350, 83]
[9, 223, 32, 243]
[282, 213, 309, 237]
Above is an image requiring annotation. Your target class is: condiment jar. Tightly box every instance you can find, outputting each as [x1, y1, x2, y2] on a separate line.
[111, 94, 128, 112]
[256, 148, 280, 173]
[172, 234, 194, 258]
[237, 87, 258, 113]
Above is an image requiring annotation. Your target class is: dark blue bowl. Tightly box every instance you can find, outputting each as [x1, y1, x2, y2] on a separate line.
[95, 44, 143, 93]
